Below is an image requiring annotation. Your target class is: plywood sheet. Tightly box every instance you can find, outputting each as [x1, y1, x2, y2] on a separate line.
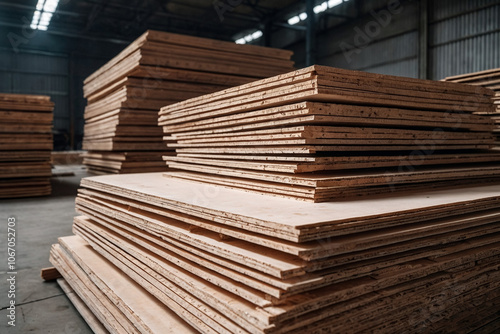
[79, 173, 500, 242]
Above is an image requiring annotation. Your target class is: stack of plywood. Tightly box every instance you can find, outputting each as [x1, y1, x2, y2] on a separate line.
[82, 30, 294, 174]
[158, 65, 500, 202]
[81, 151, 175, 175]
[50, 173, 500, 333]
[51, 151, 84, 165]
[0, 93, 53, 198]
[443, 68, 500, 145]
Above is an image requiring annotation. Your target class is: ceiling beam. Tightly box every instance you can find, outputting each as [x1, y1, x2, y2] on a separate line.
[0, 21, 130, 45]
[0, 0, 308, 45]
[82, 0, 245, 34]
[241, 0, 268, 17]
[85, 0, 109, 31]
[121, 0, 166, 34]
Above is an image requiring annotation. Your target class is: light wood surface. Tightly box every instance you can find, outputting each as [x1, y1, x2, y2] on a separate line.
[79, 173, 500, 242]
[57, 278, 109, 334]
[50, 180, 500, 333]
[51, 236, 199, 333]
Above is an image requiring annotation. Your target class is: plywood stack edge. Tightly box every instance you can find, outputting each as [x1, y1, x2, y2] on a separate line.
[443, 68, 500, 146]
[158, 65, 500, 202]
[81, 151, 174, 175]
[0, 93, 53, 198]
[50, 173, 500, 333]
[82, 29, 294, 174]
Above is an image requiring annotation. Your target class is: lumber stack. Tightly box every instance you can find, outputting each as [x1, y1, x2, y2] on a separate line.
[0, 93, 53, 198]
[443, 68, 500, 145]
[81, 151, 175, 175]
[158, 65, 500, 202]
[50, 173, 500, 333]
[83, 30, 294, 174]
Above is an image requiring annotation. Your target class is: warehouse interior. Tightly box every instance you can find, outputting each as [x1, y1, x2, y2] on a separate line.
[1, 0, 499, 150]
[1, 0, 500, 333]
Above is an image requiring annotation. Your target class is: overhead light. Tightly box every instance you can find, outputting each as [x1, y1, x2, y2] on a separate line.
[234, 30, 263, 44]
[235, 0, 349, 42]
[314, 3, 328, 13]
[30, 11, 41, 29]
[33, 10, 41, 21]
[287, 16, 300, 25]
[31, 0, 59, 30]
[36, 0, 44, 11]
[288, 11, 310, 26]
[288, 0, 347, 26]
[31, 10, 42, 29]
[39, 12, 52, 25]
[328, 0, 344, 7]
[43, 0, 59, 13]
[252, 30, 263, 39]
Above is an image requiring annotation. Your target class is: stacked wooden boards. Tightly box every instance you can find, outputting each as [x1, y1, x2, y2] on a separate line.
[0, 93, 53, 198]
[50, 173, 500, 333]
[51, 243, 196, 334]
[81, 151, 175, 175]
[56, 278, 108, 334]
[444, 68, 500, 145]
[82, 30, 294, 174]
[158, 65, 500, 202]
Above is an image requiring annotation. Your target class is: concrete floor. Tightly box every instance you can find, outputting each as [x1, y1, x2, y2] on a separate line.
[0, 167, 94, 334]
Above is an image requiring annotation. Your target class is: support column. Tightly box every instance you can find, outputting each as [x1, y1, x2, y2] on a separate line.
[419, 0, 429, 79]
[306, 0, 316, 66]
[69, 53, 75, 150]
[263, 21, 272, 47]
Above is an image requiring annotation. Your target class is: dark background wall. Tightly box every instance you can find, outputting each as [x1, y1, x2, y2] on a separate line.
[288, 0, 500, 79]
[0, 30, 126, 150]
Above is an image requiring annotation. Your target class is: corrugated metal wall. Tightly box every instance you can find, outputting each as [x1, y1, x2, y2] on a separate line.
[0, 48, 107, 150]
[292, 0, 420, 77]
[429, 0, 500, 79]
[291, 0, 500, 80]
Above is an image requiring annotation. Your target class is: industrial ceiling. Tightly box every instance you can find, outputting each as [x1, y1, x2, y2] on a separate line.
[0, 0, 304, 44]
